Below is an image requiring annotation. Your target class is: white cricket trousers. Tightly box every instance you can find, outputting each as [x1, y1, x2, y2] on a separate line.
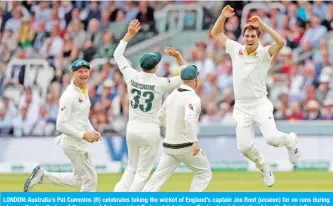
[42, 145, 97, 192]
[233, 96, 294, 170]
[114, 122, 161, 192]
[143, 145, 212, 192]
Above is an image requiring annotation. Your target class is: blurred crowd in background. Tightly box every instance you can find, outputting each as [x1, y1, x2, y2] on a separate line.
[0, 1, 333, 137]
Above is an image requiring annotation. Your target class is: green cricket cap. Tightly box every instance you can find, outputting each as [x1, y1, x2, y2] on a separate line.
[180, 65, 199, 80]
[140, 52, 161, 70]
[71, 59, 90, 72]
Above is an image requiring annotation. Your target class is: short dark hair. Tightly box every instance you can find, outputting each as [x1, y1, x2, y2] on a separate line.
[243, 24, 261, 37]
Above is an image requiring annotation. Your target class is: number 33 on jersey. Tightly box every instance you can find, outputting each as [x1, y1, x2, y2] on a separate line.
[113, 40, 183, 126]
[123, 69, 182, 125]
[131, 87, 154, 112]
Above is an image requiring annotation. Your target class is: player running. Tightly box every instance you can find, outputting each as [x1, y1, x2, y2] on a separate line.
[113, 19, 186, 192]
[24, 59, 101, 192]
[211, 5, 300, 187]
[143, 65, 212, 192]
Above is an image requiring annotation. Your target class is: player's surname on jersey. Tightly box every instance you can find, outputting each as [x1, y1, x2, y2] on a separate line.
[130, 80, 155, 91]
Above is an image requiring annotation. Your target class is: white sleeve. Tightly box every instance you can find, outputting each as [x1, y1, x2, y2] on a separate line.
[56, 94, 84, 139]
[158, 97, 169, 127]
[162, 76, 183, 91]
[86, 120, 94, 131]
[225, 39, 239, 56]
[114, 40, 138, 83]
[263, 46, 274, 62]
[184, 96, 200, 142]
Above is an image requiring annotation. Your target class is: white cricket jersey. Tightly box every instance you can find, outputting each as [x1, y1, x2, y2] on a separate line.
[114, 40, 183, 130]
[55, 81, 94, 151]
[158, 84, 201, 144]
[226, 39, 273, 101]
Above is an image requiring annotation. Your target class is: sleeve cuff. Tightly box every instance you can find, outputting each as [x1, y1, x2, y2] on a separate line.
[121, 40, 128, 44]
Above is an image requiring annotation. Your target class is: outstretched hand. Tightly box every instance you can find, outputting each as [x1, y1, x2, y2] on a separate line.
[127, 19, 141, 36]
[164, 47, 181, 57]
[248, 15, 264, 28]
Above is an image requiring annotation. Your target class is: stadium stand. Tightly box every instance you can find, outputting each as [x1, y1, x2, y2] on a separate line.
[0, 1, 333, 137]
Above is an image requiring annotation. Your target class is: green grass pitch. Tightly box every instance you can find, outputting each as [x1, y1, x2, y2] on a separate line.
[0, 171, 332, 192]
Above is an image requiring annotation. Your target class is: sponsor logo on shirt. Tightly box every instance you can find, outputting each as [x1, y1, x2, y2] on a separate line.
[189, 103, 193, 110]
[78, 98, 83, 103]
[61, 106, 66, 111]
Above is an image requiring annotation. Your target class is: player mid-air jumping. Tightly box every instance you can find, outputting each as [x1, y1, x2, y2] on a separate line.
[211, 5, 300, 187]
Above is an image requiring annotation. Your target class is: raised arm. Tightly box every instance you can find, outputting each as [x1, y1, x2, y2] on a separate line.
[114, 20, 141, 72]
[249, 16, 285, 57]
[162, 47, 185, 90]
[164, 47, 186, 66]
[114, 19, 141, 82]
[211, 5, 235, 48]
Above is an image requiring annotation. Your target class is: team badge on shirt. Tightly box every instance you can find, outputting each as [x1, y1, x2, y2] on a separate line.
[252, 52, 258, 59]
[189, 103, 193, 110]
[78, 98, 83, 103]
[238, 50, 243, 56]
[84, 152, 89, 159]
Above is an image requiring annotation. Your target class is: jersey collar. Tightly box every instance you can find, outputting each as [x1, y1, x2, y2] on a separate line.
[141, 71, 156, 77]
[180, 84, 195, 92]
[71, 79, 88, 96]
[243, 42, 263, 56]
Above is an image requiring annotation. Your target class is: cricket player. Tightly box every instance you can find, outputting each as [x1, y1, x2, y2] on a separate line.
[113, 19, 186, 192]
[211, 5, 300, 187]
[24, 59, 101, 192]
[143, 65, 212, 192]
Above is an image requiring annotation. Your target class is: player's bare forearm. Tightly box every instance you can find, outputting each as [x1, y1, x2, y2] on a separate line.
[211, 14, 227, 36]
[175, 53, 186, 66]
[164, 47, 186, 66]
[122, 32, 134, 43]
[261, 23, 285, 56]
[211, 15, 228, 48]
[211, 5, 235, 48]
[261, 23, 285, 46]
[249, 16, 285, 56]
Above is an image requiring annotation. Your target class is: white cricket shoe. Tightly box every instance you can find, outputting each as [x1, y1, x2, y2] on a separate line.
[24, 165, 44, 192]
[261, 164, 275, 187]
[288, 132, 300, 164]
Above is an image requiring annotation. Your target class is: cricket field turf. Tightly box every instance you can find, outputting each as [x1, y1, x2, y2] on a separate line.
[0, 171, 332, 192]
